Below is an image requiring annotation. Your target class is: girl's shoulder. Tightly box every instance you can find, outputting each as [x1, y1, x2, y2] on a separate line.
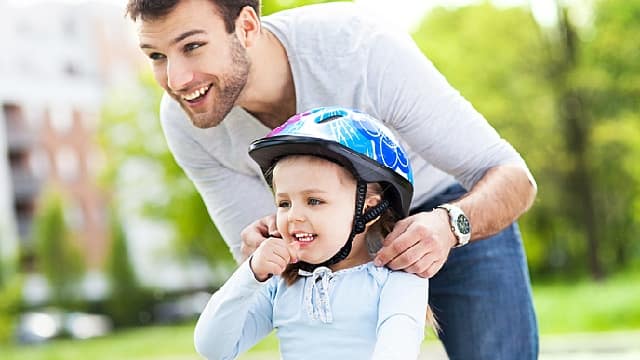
[332, 261, 393, 286]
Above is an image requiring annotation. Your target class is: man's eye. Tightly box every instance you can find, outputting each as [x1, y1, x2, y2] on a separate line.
[308, 198, 323, 206]
[148, 52, 165, 61]
[185, 42, 204, 52]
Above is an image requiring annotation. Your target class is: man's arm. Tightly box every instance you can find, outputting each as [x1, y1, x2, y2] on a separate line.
[367, 30, 537, 277]
[456, 164, 536, 241]
[375, 165, 535, 277]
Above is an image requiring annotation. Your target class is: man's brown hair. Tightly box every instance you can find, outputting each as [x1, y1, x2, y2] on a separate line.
[125, 0, 260, 33]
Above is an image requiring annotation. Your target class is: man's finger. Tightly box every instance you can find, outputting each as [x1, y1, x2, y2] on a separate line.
[416, 258, 444, 279]
[382, 218, 411, 246]
[386, 241, 428, 270]
[266, 215, 281, 238]
[374, 231, 419, 266]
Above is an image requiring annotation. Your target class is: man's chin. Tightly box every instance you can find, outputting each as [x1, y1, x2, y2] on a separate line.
[179, 102, 225, 129]
[189, 113, 223, 129]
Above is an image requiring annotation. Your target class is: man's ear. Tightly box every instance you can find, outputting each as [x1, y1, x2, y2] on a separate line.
[235, 6, 260, 48]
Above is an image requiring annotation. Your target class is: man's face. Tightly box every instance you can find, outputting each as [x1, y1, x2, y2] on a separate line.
[137, 0, 250, 128]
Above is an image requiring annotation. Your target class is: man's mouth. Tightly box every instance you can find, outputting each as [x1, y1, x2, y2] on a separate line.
[181, 84, 211, 103]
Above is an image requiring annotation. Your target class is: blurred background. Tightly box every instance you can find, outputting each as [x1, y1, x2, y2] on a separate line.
[0, 0, 638, 359]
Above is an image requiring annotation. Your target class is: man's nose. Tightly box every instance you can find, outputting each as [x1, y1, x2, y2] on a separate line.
[166, 58, 194, 91]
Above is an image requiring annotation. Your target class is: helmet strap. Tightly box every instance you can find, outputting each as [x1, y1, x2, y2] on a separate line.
[298, 181, 390, 272]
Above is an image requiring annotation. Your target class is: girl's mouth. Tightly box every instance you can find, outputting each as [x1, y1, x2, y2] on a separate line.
[294, 232, 316, 244]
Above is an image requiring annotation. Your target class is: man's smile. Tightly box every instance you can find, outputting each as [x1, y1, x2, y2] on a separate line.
[181, 84, 212, 103]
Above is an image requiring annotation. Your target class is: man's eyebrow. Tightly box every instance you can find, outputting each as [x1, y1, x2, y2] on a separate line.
[172, 29, 206, 44]
[139, 29, 206, 49]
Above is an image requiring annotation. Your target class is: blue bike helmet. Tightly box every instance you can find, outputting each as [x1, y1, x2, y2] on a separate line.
[249, 107, 414, 269]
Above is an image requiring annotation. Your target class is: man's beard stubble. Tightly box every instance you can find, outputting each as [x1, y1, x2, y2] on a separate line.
[183, 36, 250, 129]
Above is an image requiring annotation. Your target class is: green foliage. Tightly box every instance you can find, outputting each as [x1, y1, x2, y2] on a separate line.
[262, 0, 347, 16]
[413, 1, 640, 279]
[0, 275, 23, 344]
[98, 72, 233, 268]
[104, 209, 152, 327]
[578, 0, 640, 271]
[32, 190, 86, 309]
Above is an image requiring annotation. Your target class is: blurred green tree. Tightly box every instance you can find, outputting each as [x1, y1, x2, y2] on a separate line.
[577, 0, 640, 273]
[413, 3, 562, 277]
[0, 275, 22, 344]
[32, 190, 86, 308]
[105, 208, 152, 327]
[99, 71, 233, 268]
[413, 0, 640, 279]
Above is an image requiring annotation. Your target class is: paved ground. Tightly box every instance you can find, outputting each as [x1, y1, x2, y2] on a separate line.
[419, 330, 640, 359]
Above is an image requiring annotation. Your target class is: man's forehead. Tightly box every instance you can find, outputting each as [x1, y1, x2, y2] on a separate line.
[136, 6, 222, 47]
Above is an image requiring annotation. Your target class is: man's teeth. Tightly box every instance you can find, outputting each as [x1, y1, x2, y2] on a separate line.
[294, 233, 315, 242]
[183, 85, 210, 101]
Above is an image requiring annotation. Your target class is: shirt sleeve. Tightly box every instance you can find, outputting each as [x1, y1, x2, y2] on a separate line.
[373, 270, 428, 360]
[160, 95, 276, 262]
[367, 29, 536, 191]
[194, 260, 275, 360]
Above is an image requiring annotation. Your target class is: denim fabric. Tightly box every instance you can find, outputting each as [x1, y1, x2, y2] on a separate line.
[412, 184, 539, 359]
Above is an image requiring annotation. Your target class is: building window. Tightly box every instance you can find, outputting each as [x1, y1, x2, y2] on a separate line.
[29, 147, 50, 179]
[55, 146, 79, 182]
[49, 104, 74, 135]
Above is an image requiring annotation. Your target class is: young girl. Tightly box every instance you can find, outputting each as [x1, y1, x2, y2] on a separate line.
[194, 107, 430, 360]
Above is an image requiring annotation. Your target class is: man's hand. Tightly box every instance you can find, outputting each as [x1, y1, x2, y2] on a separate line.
[374, 209, 458, 278]
[250, 237, 299, 282]
[240, 214, 280, 261]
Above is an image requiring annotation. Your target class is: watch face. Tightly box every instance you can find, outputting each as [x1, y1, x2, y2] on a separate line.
[456, 214, 471, 235]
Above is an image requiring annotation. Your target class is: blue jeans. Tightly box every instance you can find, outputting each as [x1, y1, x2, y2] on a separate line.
[412, 184, 539, 359]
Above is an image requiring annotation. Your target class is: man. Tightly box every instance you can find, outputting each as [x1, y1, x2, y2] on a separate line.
[127, 0, 538, 358]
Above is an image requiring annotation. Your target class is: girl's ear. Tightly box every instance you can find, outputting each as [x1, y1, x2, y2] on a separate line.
[363, 193, 382, 213]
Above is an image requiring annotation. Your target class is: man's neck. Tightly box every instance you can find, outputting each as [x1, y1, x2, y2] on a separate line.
[238, 29, 296, 129]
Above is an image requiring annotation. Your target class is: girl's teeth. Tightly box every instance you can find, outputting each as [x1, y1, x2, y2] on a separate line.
[294, 233, 315, 242]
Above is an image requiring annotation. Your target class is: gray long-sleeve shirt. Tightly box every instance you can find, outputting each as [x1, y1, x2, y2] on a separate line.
[160, 3, 534, 261]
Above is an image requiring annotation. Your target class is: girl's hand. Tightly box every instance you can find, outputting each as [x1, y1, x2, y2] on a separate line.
[240, 214, 280, 261]
[249, 237, 299, 282]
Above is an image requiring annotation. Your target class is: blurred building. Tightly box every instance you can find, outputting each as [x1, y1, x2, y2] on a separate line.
[0, 1, 142, 274]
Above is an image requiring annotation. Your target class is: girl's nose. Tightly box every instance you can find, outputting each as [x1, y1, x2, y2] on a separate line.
[288, 206, 306, 223]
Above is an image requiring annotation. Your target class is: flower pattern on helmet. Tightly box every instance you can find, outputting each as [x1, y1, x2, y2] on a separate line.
[266, 107, 413, 184]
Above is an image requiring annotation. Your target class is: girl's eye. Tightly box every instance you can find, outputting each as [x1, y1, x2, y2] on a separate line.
[278, 200, 290, 208]
[308, 198, 323, 206]
[148, 52, 165, 61]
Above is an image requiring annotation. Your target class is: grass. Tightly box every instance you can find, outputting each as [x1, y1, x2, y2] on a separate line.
[3, 269, 639, 359]
[533, 269, 640, 334]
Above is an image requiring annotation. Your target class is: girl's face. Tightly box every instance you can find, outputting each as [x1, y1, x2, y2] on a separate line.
[272, 156, 368, 267]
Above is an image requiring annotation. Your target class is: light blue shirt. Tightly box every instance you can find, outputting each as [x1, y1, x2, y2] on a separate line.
[194, 260, 429, 359]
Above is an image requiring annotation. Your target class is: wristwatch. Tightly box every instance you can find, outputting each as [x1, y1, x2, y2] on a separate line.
[436, 203, 471, 247]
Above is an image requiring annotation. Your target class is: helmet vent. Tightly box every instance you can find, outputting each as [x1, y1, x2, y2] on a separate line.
[316, 108, 348, 123]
